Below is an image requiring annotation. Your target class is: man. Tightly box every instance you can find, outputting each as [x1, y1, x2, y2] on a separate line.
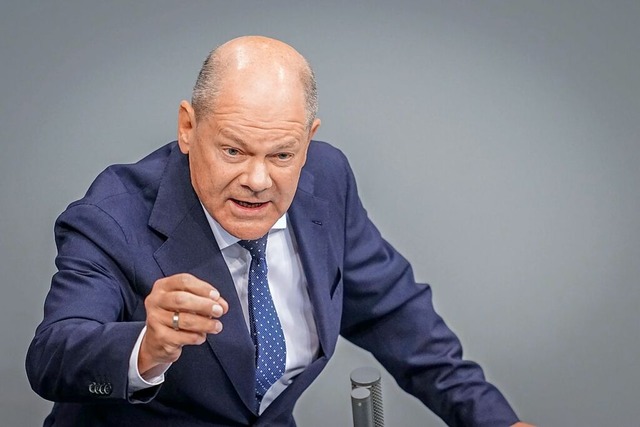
[26, 36, 533, 426]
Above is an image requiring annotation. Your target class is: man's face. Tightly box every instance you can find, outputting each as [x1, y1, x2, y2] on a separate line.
[178, 77, 320, 240]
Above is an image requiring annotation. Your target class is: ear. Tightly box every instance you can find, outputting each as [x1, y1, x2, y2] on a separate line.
[307, 118, 321, 142]
[177, 100, 197, 154]
[300, 118, 321, 168]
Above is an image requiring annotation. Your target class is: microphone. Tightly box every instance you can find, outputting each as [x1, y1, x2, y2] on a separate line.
[350, 367, 384, 427]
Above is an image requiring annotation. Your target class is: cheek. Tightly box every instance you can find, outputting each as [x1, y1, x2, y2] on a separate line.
[191, 160, 232, 201]
[273, 169, 302, 198]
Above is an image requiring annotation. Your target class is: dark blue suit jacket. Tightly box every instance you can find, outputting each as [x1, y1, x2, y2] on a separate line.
[26, 141, 518, 426]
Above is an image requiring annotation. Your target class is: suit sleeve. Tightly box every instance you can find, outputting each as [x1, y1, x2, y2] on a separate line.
[26, 202, 159, 403]
[336, 154, 520, 427]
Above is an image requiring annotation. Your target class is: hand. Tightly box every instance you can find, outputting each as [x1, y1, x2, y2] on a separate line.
[511, 423, 536, 427]
[138, 273, 229, 377]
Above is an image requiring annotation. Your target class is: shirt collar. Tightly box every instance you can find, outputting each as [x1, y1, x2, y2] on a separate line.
[200, 203, 288, 250]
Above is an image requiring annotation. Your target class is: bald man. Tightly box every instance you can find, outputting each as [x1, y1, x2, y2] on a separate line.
[27, 36, 533, 427]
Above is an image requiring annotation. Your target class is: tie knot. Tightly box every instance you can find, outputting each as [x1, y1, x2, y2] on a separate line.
[238, 235, 268, 259]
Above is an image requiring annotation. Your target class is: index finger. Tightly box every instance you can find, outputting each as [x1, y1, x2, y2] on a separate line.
[160, 273, 220, 300]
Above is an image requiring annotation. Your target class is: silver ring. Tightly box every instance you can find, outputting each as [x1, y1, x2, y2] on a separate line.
[172, 312, 180, 331]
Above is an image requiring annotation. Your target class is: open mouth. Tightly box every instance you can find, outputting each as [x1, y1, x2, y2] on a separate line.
[233, 199, 267, 209]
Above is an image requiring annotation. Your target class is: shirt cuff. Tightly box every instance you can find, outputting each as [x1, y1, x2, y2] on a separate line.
[127, 326, 171, 396]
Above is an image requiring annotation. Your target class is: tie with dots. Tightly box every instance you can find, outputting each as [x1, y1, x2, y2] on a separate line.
[238, 235, 287, 409]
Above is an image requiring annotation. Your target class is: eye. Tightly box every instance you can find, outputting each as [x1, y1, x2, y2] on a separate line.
[225, 148, 239, 156]
[275, 152, 293, 160]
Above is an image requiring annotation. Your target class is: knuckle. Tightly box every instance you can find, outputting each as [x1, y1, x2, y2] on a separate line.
[151, 277, 169, 292]
[144, 292, 158, 309]
[178, 314, 192, 330]
[179, 273, 192, 287]
[173, 292, 187, 307]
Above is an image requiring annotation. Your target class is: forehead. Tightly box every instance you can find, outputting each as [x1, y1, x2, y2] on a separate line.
[199, 95, 308, 147]
[209, 90, 306, 136]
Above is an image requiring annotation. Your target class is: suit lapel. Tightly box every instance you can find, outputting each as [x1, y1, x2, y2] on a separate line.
[149, 146, 257, 413]
[288, 170, 342, 358]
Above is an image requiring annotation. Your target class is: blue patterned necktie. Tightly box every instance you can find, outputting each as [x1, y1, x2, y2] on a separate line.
[237, 235, 287, 409]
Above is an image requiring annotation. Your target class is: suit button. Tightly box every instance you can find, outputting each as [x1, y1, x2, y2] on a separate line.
[89, 381, 112, 396]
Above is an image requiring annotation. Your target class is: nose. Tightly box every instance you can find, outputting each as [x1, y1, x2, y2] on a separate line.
[240, 159, 273, 192]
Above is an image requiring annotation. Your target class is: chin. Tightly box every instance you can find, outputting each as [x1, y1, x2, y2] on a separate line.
[226, 222, 273, 241]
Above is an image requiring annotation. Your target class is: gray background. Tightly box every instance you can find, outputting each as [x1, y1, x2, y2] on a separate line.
[1, 1, 638, 426]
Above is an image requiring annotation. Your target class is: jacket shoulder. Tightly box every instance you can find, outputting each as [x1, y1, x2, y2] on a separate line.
[57, 142, 178, 243]
[305, 140, 349, 171]
[78, 142, 176, 206]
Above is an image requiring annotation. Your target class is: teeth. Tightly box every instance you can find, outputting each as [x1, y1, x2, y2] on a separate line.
[236, 200, 263, 208]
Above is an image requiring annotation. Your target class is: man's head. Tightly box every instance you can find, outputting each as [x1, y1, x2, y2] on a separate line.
[177, 36, 321, 240]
